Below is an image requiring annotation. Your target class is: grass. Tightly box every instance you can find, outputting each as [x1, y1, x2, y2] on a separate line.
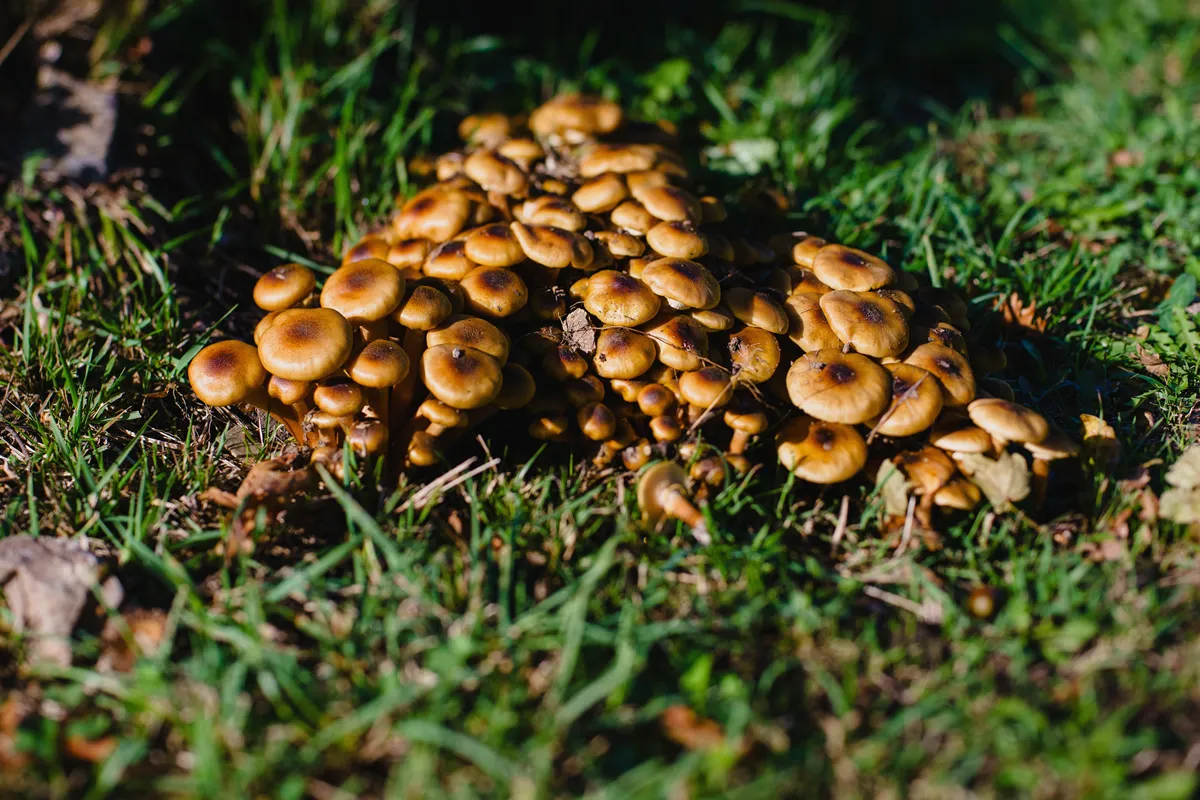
[1, 0, 1199, 796]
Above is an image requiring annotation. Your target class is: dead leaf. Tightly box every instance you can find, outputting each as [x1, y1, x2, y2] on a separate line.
[98, 609, 169, 673]
[64, 735, 117, 763]
[953, 452, 1031, 511]
[561, 308, 596, 355]
[0, 536, 119, 668]
[996, 293, 1048, 333]
[874, 459, 911, 518]
[1159, 489, 1200, 525]
[206, 453, 318, 560]
[198, 487, 239, 509]
[661, 705, 727, 751]
[1135, 346, 1170, 378]
[1165, 445, 1200, 490]
[1080, 414, 1121, 470]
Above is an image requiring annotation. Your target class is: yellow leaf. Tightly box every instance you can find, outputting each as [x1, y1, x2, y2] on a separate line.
[954, 452, 1031, 510]
[1165, 445, 1200, 491]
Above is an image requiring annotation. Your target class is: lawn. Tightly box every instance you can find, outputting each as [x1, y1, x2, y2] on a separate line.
[1, 0, 1199, 796]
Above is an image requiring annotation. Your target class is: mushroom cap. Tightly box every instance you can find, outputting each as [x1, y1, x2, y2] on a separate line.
[978, 377, 1016, 402]
[418, 397, 469, 428]
[427, 314, 510, 364]
[458, 112, 510, 145]
[705, 232, 736, 263]
[700, 196, 728, 224]
[578, 143, 657, 177]
[420, 344, 503, 410]
[406, 430, 441, 466]
[510, 222, 592, 269]
[819, 290, 909, 358]
[728, 325, 782, 384]
[867, 363, 944, 437]
[268, 375, 311, 406]
[785, 349, 892, 424]
[646, 221, 709, 260]
[518, 196, 586, 231]
[909, 322, 969, 356]
[464, 224, 526, 268]
[386, 238, 432, 270]
[649, 414, 684, 443]
[393, 186, 471, 242]
[784, 292, 842, 352]
[642, 313, 709, 372]
[678, 367, 732, 409]
[905, 343, 977, 407]
[422, 240, 476, 281]
[346, 339, 410, 388]
[320, 259, 406, 324]
[347, 419, 389, 456]
[342, 236, 391, 265]
[610, 200, 656, 234]
[463, 149, 528, 196]
[637, 462, 689, 524]
[591, 230, 644, 259]
[459, 266, 529, 318]
[876, 288, 916, 318]
[635, 185, 700, 223]
[724, 403, 768, 434]
[928, 416, 994, 453]
[577, 402, 618, 441]
[1024, 428, 1080, 460]
[625, 168, 670, 197]
[583, 271, 661, 326]
[637, 383, 677, 416]
[933, 479, 982, 510]
[688, 304, 735, 332]
[313, 379, 365, 417]
[895, 446, 957, 495]
[724, 287, 790, 335]
[811, 244, 896, 291]
[393, 284, 453, 331]
[254, 263, 317, 311]
[572, 173, 628, 213]
[641, 259, 720, 310]
[188, 341, 267, 407]
[496, 137, 545, 170]
[968, 398, 1050, 444]
[594, 327, 657, 379]
[529, 414, 571, 441]
[258, 308, 354, 382]
[791, 235, 828, 268]
[529, 94, 623, 138]
[254, 310, 281, 345]
[542, 346, 589, 381]
[565, 374, 606, 407]
[494, 362, 537, 410]
[776, 416, 868, 484]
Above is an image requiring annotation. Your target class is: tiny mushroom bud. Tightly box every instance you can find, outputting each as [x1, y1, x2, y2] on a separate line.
[724, 400, 768, 454]
[254, 263, 316, 311]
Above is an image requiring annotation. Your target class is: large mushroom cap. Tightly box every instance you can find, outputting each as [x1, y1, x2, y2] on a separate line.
[529, 94, 623, 138]
[583, 271, 661, 326]
[427, 314, 510, 364]
[724, 287, 790, 335]
[423, 240, 476, 281]
[464, 224, 526, 268]
[393, 186, 471, 243]
[642, 312, 709, 372]
[635, 185, 700, 223]
[188, 341, 267, 407]
[572, 173, 628, 213]
[347, 339, 410, 388]
[784, 293, 843, 352]
[785, 348, 891, 424]
[420, 345, 503, 410]
[641, 259, 720, 310]
[254, 263, 316, 311]
[646, 221, 709, 260]
[320, 259, 405, 324]
[819, 290, 909, 358]
[594, 327, 657, 379]
[463, 150, 528, 196]
[868, 363, 944, 437]
[679, 367, 732, 409]
[511, 222, 592, 269]
[460, 266, 529, 318]
[776, 416, 868, 484]
[637, 462, 689, 525]
[258, 308, 354, 382]
[968, 398, 1050, 444]
[728, 325, 782, 384]
[811, 244, 896, 291]
[905, 343, 977, 407]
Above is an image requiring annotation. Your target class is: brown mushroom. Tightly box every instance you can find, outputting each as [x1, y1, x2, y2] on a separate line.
[611, 200, 656, 234]
[258, 308, 354, 383]
[518, 196, 586, 231]
[572, 173, 628, 213]
[819, 290, 909, 358]
[594, 327, 657, 379]
[811, 244, 896, 291]
[642, 313, 709, 371]
[645, 221, 709, 260]
[577, 402, 618, 441]
[422, 240, 476, 281]
[785, 348, 892, 424]
[905, 343, 977, 407]
[459, 266, 529, 318]
[641, 258, 720, 310]
[583, 271, 661, 326]
[727, 325, 782, 384]
[775, 416, 868, 484]
[1024, 428, 1080, 510]
[464, 224, 526, 268]
[637, 462, 711, 545]
[724, 287, 790, 335]
[254, 263, 316, 311]
[393, 186, 471, 242]
[783, 293, 843, 352]
[578, 143, 657, 177]
[678, 367, 733, 412]
[320, 259, 405, 339]
[420, 345, 503, 410]
[393, 284, 453, 331]
[510, 222, 593, 269]
[866, 363, 943, 438]
[427, 315, 510, 364]
[462, 149, 528, 196]
[189, 341, 305, 444]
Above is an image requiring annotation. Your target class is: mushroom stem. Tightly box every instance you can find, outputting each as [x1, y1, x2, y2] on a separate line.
[389, 328, 428, 466]
[244, 385, 307, 445]
[729, 430, 751, 455]
[1030, 456, 1051, 513]
[658, 486, 711, 545]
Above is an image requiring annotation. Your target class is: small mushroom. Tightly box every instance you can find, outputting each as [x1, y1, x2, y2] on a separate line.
[583, 270, 661, 326]
[819, 290, 909, 358]
[253, 263, 316, 311]
[688, 304, 735, 332]
[783, 293, 842, 352]
[723, 401, 768, 454]
[313, 379, 365, 418]
[932, 478, 982, 511]
[510, 222, 592, 269]
[494, 363, 538, 411]
[785, 348, 892, 424]
[578, 143, 657, 177]
[649, 414, 684, 443]
[189, 341, 305, 443]
[724, 287, 790, 335]
[641, 313, 709, 372]
[905, 343, 977, 407]
[678, 367, 733, 412]
[811, 244, 896, 291]
[342, 236, 391, 265]
[610, 200, 656, 234]
[775, 416, 868, 484]
[645, 221, 709, 260]
[459, 266, 529, 318]
[790, 235, 828, 268]
[529, 94, 623, 139]
[496, 137, 545, 171]
[518, 196, 586, 231]
[422, 240, 476, 281]
[420, 345, 503, 410]
[393, 284, 453, 331]
[636, 383, 677, 417]
[572, 173, 628, 213]
[928, 413, 994, 454]
[637, 462, 711, 545]
[895, 446, 957, 497]
[565, 374, 606, 407]
[641, 259, 720, 310]
[634, 185, 700, 223]
[967, 398, 1050, 447]
[386, 238, 432, 273]
[866, 363, 943, 438]
[393, 186, 471, 243]
[464, 224, 526, 268]
[427, 314, 510, 364]
[462, 149, 528, 197]
[728, 326, 782, 384]
[1024, 428, 1080, 510]
[346, 419, 388, 457]
[594, 327, 657, 379]
[457, 112, 510, 146]
[320, 258, 406, 340]
[542, 346, 590, 381]
[577, 402, 618, 441]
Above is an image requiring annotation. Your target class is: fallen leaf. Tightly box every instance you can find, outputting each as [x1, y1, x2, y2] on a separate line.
[1135, 346, 1170, 378]
[874, 459, 911, 518]
[207, 453, 318, 561]
[996, 293, 1048, 333]
[1080, 414, 1121, 470]
[661, 705, 727, 751]
[953, 452, 1031, 511]
[0, 536, 119, 668]
[64, 735, 117, 763]
[1159, 488, 1200, 525]
[98, 609, 169, 673]
[560, 308, 596, 355]
[1165, 445, 1200, 490]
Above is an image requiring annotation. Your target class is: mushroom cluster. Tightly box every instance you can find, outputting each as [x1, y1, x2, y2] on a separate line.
[189, 94, 1077, 534]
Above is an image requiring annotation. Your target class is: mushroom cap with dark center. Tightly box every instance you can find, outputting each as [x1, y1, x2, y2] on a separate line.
[775, 416, 868, 484]
[649, 414, 684, 443]
[460, 266, 528, 318]
[727, 325, 781, 384]
[577, 402, 618, 441]
[427, 314, 509, 364]
[393, 187, 471, 242]
[258, 308, 354, 382]
[636, 462, 689, 525]
[542, 346, 590, 381]
[867, 363, 943, 437]
[641, 258, 720, 310]
[811, 244, 896, 291]
[386, 238, 432, 270]
[346, 339, 410, 388]
[496, 137, 545, 170]
[637, 383, 677, 416]
[678, 367, 732, 409]
[583, 270, 661, 326]
[594, 327, 657, 379]
[519, 196, 586, 231]
[579, 143, 657, 177]
[646, 221, 709, 260]
[420, 344, 503, 410]
[320, 259, 406, 324]
[254, 263, 317, 311]
[641, 312, 709, 371]
[905, 343, 977, 407]
[393, 284, 453, 331]
[565, 374, 606, 408]
[968, 398, 1050, 444]
[819, 290, 908, 358]
[422, 240, 476, 281]
[342, 236, 391, 265]
[189, 341, 267, 407]
[611, 200, 656, 234]
[784, 292, 843, 352]
[464, 223, 526, 268]
[724, 287, 790, 335]
[572, 173, 628, 213]
[463, 149, 528, 196]
[313, 379, 364, 417]
[785, 348, 891, 424]
[494, 363, 537, 410]
[511, 222, 592, 269]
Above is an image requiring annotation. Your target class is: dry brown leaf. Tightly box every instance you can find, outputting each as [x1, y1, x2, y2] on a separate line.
[561, 308, 596, 355]
[98, 609, 169, 673]
[64, 735, 118, 763]
[875, 459, 911, 518]
[954, 452, 1031, 511]
[661, 705, 726, 751]
[996, 293, 1049, 333]
[1135, 346, 1170, 378]
[1080, 414, 1121, 470]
